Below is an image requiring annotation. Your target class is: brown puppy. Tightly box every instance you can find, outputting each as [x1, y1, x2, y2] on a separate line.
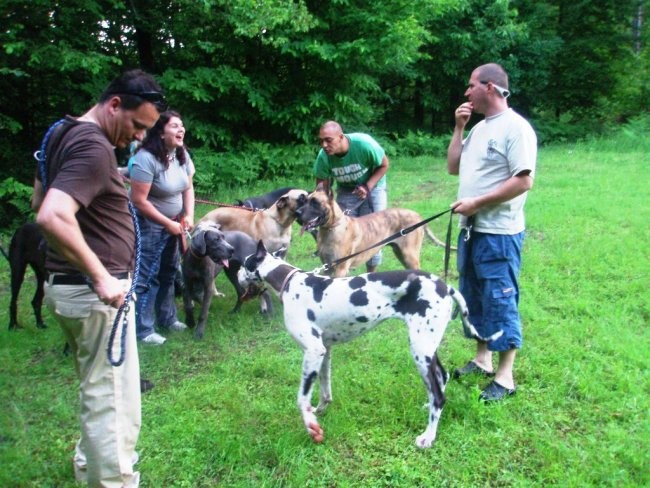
[297, 187, 445, 277]
[200, 189, 308, 257]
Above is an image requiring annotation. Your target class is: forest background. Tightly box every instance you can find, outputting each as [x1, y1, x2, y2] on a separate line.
[0, 0, 648, 228]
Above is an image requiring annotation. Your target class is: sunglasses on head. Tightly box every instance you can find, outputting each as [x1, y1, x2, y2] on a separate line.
[480, 80, 510, 99]
[112, 90, 168, 111]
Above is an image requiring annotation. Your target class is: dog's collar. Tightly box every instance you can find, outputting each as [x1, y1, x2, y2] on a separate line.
[188, 246, 204, 259]
[279, 268, 300, 298]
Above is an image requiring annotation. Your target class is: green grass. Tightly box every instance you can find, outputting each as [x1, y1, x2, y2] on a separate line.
[1, 131, 649, 487]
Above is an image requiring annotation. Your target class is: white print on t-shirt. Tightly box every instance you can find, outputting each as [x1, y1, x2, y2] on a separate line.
[331, 163, 367, 183]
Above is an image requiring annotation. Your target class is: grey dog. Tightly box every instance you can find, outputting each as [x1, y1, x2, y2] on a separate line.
[181, 221, 234, 339]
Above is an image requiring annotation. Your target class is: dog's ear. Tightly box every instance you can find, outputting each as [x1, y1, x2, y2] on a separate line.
[315, 181, 333, 200]
[276, 195, 287, 209]
[256, 239, 268, 258]
[191, 228, 207, 256]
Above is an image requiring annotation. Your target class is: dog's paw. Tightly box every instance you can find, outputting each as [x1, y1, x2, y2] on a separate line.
[307, 422, 324, 443]
[415, 433, 435, 449]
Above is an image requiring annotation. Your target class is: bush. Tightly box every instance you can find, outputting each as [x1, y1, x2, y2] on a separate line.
[0, 177, 34, 229]
[391, 131, 449, 158]
[191, 143, 314, 196]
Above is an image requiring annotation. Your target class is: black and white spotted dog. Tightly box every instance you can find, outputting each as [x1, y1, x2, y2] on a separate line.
[239, 241, 502, 448]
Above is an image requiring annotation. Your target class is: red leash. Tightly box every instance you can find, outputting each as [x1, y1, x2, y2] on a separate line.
[195, 197, 256, 210]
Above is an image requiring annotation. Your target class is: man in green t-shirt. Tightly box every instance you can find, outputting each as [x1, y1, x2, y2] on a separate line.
[313, 120, 389, 272]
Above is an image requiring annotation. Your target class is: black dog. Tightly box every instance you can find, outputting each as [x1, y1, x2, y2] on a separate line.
[2, 223, 47, 330]
[235, 186, 296, 210]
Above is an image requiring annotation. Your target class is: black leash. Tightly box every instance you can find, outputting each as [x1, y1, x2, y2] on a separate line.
[443, 209, 454, 282]
[315, 207, 454, 275]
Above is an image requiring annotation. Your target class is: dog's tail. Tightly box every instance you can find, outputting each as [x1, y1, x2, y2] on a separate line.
[449, 286, 503, 343]
[424, 226, 457, 251]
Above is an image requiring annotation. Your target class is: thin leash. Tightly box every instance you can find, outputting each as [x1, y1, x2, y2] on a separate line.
[313, 207, 455, 276]
[36, 119, 140, 367]
[443, 209, 454, 282]
[195, 197, 256, 211]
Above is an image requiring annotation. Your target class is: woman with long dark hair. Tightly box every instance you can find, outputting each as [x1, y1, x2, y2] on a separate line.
[129, 110, 195, 344]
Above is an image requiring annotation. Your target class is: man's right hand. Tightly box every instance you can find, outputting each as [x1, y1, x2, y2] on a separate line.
[455, 102, 473, 127]
[94, 275, 129, 309]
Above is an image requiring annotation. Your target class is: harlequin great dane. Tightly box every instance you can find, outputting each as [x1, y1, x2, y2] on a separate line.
[239, 241, 501, 448]
[296, 186, 450, 277]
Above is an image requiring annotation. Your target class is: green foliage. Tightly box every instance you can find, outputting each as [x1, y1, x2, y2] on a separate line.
[0, 0, 648, 181]
[191, 143, 313, 194]
[0, 177, 34, 228]
[391, 131, 450, 158]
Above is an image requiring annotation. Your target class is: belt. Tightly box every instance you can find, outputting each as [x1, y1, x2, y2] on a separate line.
[48, 272, 130, 285]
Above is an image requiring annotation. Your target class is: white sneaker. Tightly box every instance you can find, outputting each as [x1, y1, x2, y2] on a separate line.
[168, 320, 188, 331]
[141, 332, 166, 345]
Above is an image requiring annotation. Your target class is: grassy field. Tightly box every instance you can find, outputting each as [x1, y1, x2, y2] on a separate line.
[1, 128, 649, 487]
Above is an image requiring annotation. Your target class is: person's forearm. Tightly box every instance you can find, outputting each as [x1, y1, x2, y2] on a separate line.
[447, 127, 464, 175]
[452, 174, 533, 216]
[182, 182, 195, 227]
[366, 156, 389, 190]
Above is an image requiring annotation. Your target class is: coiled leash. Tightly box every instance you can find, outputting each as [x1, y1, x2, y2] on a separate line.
[107, 204, 141, 366]
[36, 119, 141, 367]
[313, 207, 455, 276]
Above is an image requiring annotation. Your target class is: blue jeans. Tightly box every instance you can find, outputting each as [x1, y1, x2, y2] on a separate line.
[457, 231, 525, 351]
[135, 216, 180, 339]
[337, 184, 388, 267]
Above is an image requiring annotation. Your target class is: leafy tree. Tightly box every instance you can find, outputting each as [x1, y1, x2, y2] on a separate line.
[0, 0, 647, 227]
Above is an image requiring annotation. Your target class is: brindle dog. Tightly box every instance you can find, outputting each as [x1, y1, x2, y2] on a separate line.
[296, 187, 446, 277]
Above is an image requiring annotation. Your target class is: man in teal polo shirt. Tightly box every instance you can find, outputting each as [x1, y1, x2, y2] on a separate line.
[313, 120, 389, 272]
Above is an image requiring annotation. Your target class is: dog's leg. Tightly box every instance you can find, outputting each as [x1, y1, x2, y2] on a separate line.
[408, 319, 447, 448]
[315, 346, 332, 414]
[436, 354, 450, 392]
[224, 266, 246, 314]
[414, 351, 446, 449]
[8, 254, 28, 330]
[181, 269, 196, 330]
[32, 264, 47, 329]
[194, 284, 213, 340]
[296, 340, 327, 443]
[259, 290, 273, 315]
